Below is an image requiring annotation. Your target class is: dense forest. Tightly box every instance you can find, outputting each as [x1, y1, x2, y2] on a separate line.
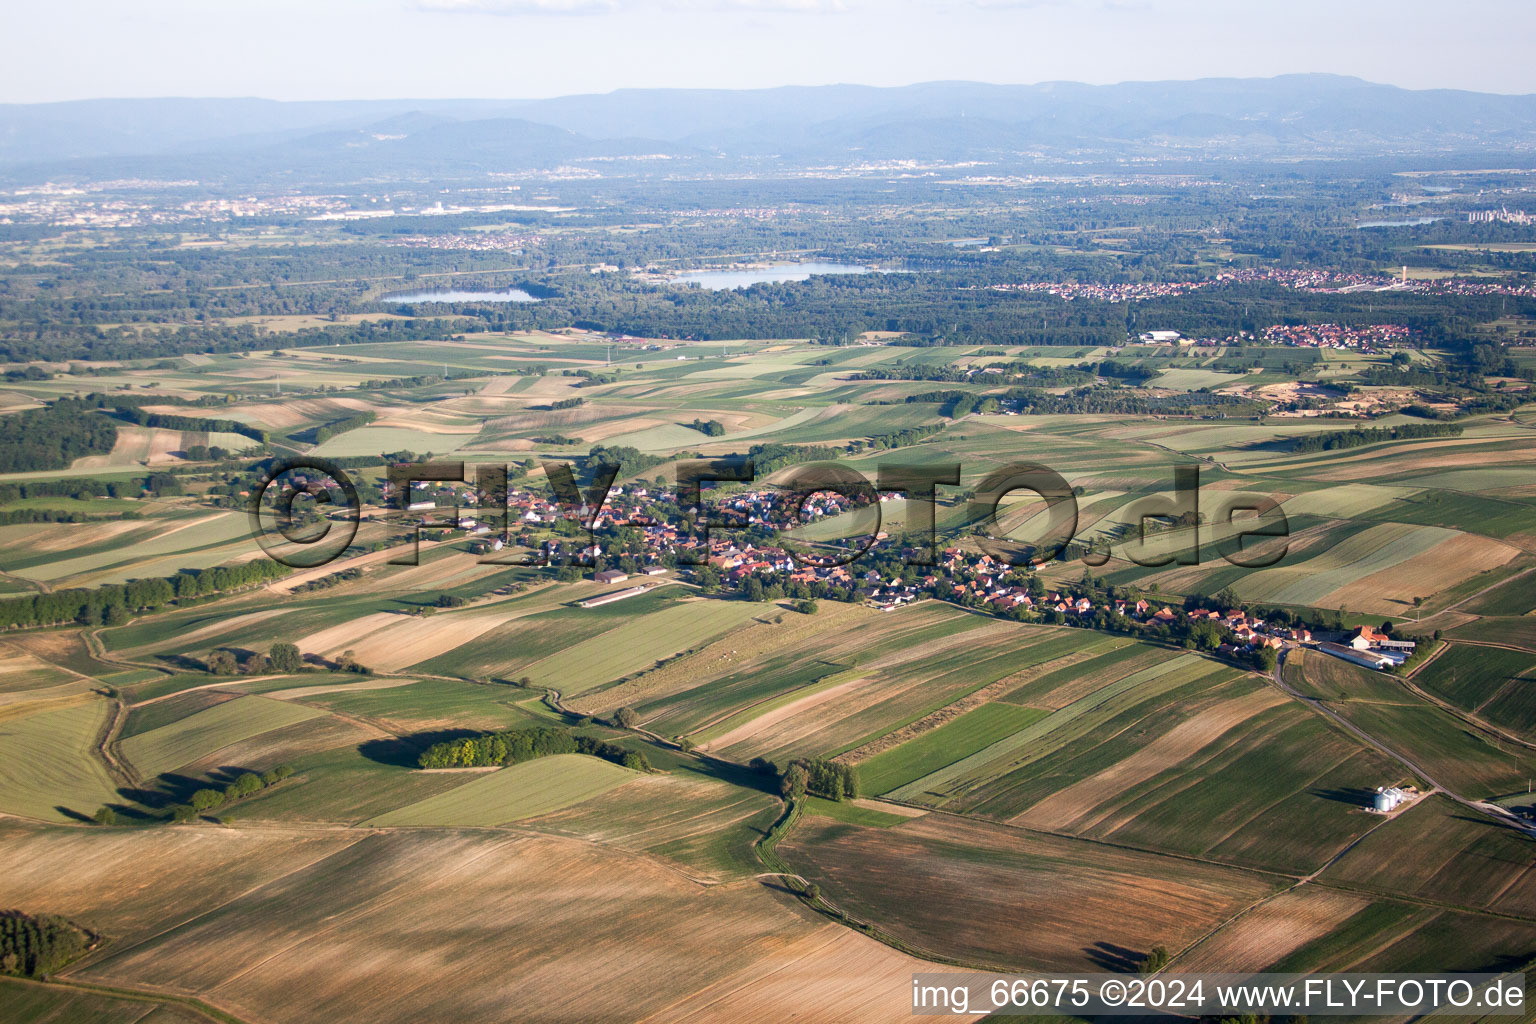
[0, 400, 118, 472]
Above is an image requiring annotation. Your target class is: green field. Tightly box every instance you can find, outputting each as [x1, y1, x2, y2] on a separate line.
[0, 699, 118, 822]
[853, 703, 1049, 796]
[363, 754, 638, 826]
[1416, 643, 1536, 737]
[120, 695, 328, 778]
[521, 598, 771, 694]
[892, 652, 1212, 804]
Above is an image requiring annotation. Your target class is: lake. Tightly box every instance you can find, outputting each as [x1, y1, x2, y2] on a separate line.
[385, 287, 540, 303]
[670, 262, 875, 290]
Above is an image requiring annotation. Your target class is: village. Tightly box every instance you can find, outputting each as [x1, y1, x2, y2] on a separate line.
[395, 476, 1422, 678]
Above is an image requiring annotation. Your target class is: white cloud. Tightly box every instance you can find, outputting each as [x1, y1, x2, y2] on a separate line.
[416, 0, 849, 13]
[416, 0, 619, 14]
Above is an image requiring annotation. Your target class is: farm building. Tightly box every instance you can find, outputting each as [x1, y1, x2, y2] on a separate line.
[1371, 786, 1410, 813]
[594, 569, 630, 585]
[1319, 641, 1394, 670]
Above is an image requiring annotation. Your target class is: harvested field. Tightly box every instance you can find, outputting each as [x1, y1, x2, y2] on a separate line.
[701, 672, 869, 751]
[525, 766, 781, 881]
[851, 703, 1049, 796]
[266, 539, 451, 594]
[0, 821, 361, 945]
[0, 641, 81, 693]
[1233, 523, 1455, 607]
[566, 600, 875, 715]
[297, 608, 532, 673]
[1322, 531, 1520, 614]
[36, 827, 980, 1024]
[1173, 888, 1371, 973]
[781, 812, 1279, 972]
[892, 653, 1211, 805]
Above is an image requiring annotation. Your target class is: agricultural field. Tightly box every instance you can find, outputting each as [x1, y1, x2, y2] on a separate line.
[119, 694, 329, 778]
[3, 227, 1536, 1021]
[780, 812, 1281, 971]
[363, 753, 639, 826]
[0, 823, 977, 1024]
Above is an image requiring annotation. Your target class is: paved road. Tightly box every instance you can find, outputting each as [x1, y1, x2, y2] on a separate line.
[1271, 646, 1534, 836]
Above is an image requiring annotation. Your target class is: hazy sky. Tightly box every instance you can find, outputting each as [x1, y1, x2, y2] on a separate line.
[5, 0, 1536, 103]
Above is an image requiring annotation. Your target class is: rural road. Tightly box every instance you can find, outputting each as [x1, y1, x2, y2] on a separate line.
[1270, 647, 1534, 836]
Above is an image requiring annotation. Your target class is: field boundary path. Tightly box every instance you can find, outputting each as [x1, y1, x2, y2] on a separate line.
[1271, 648, 1534, 836]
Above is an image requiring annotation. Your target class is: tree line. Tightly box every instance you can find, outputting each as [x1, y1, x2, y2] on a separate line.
[751, 756, 859, 801]
[311, 410, 377, 445]
[0, 559, 290, 631]
[1292, 422, 1462, 453]
[114, 406, 269, 444]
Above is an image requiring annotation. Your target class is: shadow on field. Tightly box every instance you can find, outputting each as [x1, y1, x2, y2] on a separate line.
[359, 729, 480, 768]
[671, 751, 783, 797]
[115, 766, 253, 816]
[1311, 785, 1375, 808]
[153, 653, 211, 672]
[1083, 941, 1144, 972]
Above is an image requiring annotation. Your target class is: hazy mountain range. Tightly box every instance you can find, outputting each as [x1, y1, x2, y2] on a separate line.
[4, 75, 1536, 184]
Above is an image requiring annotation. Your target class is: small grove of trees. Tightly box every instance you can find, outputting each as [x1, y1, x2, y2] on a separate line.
[269, 642, 303, 673]
[775, 757, 858, 801]
[1138, 945, 1170, 975]
[416, 726, 651, 773]
[168, 765, 294, 822]
[687, 418, 726, 436]
[0, 910, 92, 978]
